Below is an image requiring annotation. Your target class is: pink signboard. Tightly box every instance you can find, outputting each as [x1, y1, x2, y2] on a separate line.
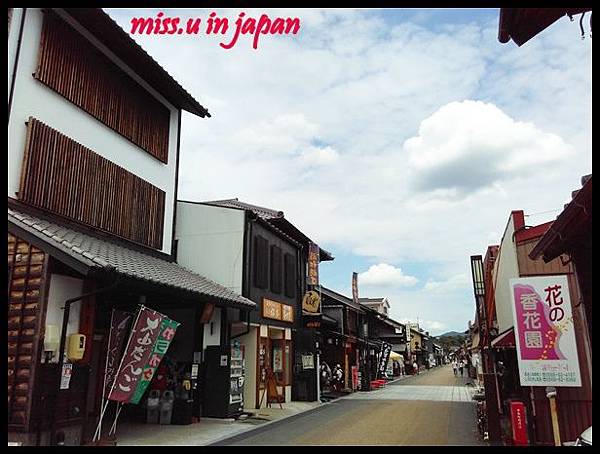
[510, 276, 581, 387]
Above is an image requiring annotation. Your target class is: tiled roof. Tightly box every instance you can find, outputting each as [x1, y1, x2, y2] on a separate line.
[202, 198, 334, 261]
[8, 208, 255, 309]
[202, 198, 283, 220]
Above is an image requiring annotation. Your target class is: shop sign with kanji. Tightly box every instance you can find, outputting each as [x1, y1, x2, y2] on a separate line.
[307, 242, 320, 286]
[510, 276, 581, 387]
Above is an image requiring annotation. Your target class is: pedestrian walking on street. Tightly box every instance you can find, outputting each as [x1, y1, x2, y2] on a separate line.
[459, 359, 464, 377]
[413, 361, 419, 375]
[452, 359, 458, 376]
[332, 364, 344, 391]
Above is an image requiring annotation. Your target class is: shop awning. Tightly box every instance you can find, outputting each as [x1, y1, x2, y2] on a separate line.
[8, 207, 256, 310]
[491, 328, 515, 348]
[389, 351, 403, 361]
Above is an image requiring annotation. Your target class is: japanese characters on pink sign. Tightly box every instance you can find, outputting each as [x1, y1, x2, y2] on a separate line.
[510, 276, 581, 387]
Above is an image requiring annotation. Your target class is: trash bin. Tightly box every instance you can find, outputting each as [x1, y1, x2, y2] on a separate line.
[172, 380, 193, 425]
[172, 398, 194, 425]
[146, 390, 161, 424]
[159, 390, 175, 425]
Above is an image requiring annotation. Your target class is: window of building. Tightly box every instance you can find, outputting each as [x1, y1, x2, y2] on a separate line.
[253, 235, 269, 289]
[270, 245, 282, 294]
[283, 253, 296, 298]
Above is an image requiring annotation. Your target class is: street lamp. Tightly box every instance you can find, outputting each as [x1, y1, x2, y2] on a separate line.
[470, 255, 487, 336]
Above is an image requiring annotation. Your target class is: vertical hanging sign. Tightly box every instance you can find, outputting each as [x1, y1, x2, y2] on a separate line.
[377, 343, 392, 378]
[510, 275, 581, 387]
[352, 272, 359, 305]
[307, 242, 320, 286]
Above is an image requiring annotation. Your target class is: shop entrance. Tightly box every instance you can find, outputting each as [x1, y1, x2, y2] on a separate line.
[84, 300, 203, 443]
[256, 326, 292, 408]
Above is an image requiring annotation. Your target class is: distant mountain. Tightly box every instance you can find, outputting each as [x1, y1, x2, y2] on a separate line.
[437, 331, 467, 339]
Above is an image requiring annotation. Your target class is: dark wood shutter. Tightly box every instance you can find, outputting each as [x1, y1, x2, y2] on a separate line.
[253, 235, 268, 289]
[270, 245, 282, 294]
[284, 253, 296, 298]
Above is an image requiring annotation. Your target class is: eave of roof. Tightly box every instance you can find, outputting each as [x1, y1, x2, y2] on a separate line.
[529, 175, 592, 262]
[8, 207, 255, 310]
[498, 8, 591, 46]
[61, 8, 209, 118]
[321, 287, 366, 313]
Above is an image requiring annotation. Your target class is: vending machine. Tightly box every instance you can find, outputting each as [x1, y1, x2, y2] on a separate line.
[229, 340, 245, 411]
[202, 342, 245, 418]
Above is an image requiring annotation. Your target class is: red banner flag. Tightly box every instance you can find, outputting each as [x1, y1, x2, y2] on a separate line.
[103, 310, 133, 399]
[108, 307, 165, 403]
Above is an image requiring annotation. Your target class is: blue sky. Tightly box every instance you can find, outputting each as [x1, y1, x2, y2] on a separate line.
[107, 8, 591, 335]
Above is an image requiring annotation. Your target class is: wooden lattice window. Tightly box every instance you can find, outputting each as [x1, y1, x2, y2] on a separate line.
[19, 118, 166, 249]
[34, 11, 171, 163]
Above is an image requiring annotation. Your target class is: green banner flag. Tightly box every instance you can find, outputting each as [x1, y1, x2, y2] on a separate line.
[130, 317, 180, 405]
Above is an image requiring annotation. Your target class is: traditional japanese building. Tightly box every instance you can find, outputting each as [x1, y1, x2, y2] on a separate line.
[8, 8, 255, 446]
[174, 199, 334, 410]
[319, 286, 370, 393]
[471, 210, 592, 446]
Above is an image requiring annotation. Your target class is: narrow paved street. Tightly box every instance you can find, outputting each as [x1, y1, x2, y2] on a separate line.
[215, 364, 485, 445]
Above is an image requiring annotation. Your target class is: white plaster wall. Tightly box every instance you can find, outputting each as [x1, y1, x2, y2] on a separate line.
[239, 327, 257, 409]
[44, 274, 84, 362]
[202, 307, 222, 352]
[493, 215, 520, 332]
[8, 9, 24, 98]
[7, 8, 181, 254]
[176, 203, 245, 293]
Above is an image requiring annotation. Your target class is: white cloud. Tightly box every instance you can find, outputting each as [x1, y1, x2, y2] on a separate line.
[358, 263, 418, 288]
[298, 145, 339, 166]
[405, 100, 574, 195]
[423, 274, 471, 293]
[419, 320, 448, 334]
[106, 8, 591, 333]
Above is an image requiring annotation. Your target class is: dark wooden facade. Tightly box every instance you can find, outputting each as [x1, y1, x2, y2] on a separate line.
[34, 11, 171, 163]
[19, 118, 166, 249]
[8, 233, 50, 432]
[246, 220, 304, 330]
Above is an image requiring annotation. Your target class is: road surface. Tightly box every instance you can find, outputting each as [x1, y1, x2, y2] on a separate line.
[215, 364, 486, 445]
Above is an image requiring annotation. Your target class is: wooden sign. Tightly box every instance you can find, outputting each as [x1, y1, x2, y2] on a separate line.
[282, 304, 294, 322]
[262, 298, 294, 323]
[263, 299, 283, 320]
[302, 290, 321, 314]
